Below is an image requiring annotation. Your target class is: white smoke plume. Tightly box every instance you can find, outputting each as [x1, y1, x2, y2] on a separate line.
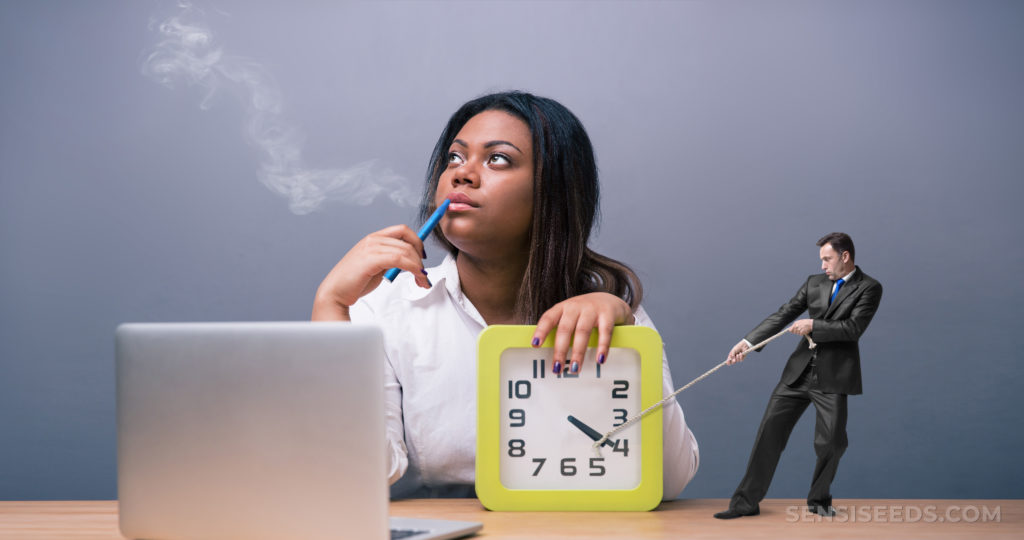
[141, 1, 417, 214]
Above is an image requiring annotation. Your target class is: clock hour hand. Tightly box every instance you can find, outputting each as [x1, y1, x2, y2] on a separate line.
[567, 415, 614, 448]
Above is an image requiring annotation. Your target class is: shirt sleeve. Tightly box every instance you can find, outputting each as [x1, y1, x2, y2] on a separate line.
[633, 306, 700, 500]
[350, 297, 410, 485]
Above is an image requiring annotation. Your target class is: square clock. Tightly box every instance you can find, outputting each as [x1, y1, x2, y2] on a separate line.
[476, 325, 664, 511]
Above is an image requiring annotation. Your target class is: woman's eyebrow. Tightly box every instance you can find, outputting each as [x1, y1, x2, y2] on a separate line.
[484, 140, 523, 154]
[452, 138, 523, 154]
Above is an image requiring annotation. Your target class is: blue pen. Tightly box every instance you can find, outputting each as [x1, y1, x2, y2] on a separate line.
[384, 199, 451, 282]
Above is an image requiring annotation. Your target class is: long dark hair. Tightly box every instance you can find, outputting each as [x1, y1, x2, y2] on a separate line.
[419, 91, 643, 323]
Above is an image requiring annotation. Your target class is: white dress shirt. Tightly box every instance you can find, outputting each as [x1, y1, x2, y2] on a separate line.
[350, 254, 699, 499]
[832, 268, 857, 297]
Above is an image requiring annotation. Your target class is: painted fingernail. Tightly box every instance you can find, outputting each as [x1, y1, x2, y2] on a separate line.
[531, 337, 540, 347]
[421, 268, 428, 275]
[553, 361, 562, 374]
[426, 277, 433, 287]
[571, 362, 579, 374]
[598, 353, 605, 364]
[422, 248, 427, 258]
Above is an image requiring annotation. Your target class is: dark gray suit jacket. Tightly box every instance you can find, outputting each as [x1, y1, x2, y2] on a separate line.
[745, 267, 882, 395]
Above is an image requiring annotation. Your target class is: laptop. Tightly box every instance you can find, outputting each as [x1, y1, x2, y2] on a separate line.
[116, 321, 482, 540]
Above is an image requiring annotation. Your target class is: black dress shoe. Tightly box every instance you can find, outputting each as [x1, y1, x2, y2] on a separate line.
[809, 505, 836, 517]
[713, 507, 760, 519]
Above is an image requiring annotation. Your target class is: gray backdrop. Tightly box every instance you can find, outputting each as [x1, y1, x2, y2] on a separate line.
[2, 0, 1022, 501]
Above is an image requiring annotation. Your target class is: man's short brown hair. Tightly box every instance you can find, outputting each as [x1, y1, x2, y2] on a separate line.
[817, 232, 855, 262]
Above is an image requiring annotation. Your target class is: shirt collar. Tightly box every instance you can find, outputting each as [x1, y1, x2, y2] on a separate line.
[441, 254, 487, 328]
[838, 267, 857, 283]
[441, 253, 463, 300]
[398, 253, 457, 302]
[397, 253, 488, 328]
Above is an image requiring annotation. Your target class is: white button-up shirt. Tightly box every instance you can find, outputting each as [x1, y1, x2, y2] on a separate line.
[832, 268, 857, 297]
[351, 254, 699, 499]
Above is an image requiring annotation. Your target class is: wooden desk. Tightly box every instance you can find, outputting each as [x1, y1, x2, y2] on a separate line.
[1, 499, 1020, 539]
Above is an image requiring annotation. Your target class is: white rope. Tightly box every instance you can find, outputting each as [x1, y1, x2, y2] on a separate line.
[592, 327, 816, 448]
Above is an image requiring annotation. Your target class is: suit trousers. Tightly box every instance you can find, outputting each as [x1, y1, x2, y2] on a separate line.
[729, 364, 849, 512]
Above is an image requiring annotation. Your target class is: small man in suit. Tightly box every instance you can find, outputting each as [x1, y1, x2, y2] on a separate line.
[714, 232, 882, 519]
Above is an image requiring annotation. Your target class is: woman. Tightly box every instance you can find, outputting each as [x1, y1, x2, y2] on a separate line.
[313, 91, 698, 498]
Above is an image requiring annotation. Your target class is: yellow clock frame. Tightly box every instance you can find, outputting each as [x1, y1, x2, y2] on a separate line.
[476, 325, 664, 511]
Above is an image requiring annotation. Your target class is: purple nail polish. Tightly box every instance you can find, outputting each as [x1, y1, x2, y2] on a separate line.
[598, 353, 605, 364]
[422, 248, 427, 258]
[421, 268, 428, 275]
[426, 277, 433, 287]
[571, 362, 579, 373]
[553, 361, 561, 374]
[531, 337, 540, 347]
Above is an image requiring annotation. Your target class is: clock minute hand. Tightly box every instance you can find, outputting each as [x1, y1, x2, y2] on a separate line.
[567, 415, 615, 448]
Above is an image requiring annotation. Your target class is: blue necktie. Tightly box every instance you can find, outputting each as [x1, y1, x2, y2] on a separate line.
[829, 278, 845, 305]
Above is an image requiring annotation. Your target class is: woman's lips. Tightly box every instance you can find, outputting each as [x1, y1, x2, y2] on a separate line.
[445, 192, 477, 211]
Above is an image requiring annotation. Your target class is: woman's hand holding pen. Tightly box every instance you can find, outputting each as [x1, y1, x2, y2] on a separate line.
[530, 292, 635, 376]
[312, 225, 431, 321]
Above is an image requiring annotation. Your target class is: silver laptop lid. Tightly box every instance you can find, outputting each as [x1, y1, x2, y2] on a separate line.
[116, 322, 388, 540]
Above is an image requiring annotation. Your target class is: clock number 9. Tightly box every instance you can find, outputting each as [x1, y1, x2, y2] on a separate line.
[508, 439, 526, 457]
[509, 408, 525, 427]
[508, 380, 531, 399]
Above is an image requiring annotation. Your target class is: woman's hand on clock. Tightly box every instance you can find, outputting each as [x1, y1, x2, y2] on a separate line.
[531, 293, 635, 375]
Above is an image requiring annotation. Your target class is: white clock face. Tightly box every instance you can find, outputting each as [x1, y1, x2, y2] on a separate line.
[498, 347, 642, 490]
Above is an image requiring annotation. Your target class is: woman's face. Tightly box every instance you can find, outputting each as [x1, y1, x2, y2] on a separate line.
[436, 110, 534, 258]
